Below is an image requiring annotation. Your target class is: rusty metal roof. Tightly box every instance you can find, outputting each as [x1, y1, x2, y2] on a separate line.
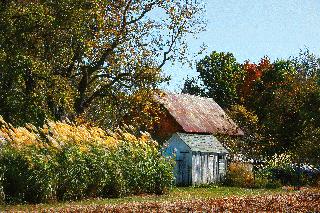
[157, 92, 244, 136]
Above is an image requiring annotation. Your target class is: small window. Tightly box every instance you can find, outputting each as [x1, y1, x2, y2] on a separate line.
[218, 155, 224, 160]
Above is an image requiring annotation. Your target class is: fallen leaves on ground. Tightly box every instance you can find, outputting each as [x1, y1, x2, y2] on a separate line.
[5, 189, 320, 212]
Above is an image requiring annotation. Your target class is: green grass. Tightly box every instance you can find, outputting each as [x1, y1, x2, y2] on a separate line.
[0, 186, 290, 211]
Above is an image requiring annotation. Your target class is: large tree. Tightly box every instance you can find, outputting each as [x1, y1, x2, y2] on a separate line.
[0, 0, 205, 127]
[252, 53, 320, 163]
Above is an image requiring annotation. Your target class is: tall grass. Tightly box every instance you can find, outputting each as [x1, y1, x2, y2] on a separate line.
[0, 117, 174, 204]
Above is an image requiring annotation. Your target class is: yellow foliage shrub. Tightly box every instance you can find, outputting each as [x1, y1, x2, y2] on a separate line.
[226, 162, 255, 188]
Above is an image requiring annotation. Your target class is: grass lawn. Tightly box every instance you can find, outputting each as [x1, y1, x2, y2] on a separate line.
[0, 186, 292, 212]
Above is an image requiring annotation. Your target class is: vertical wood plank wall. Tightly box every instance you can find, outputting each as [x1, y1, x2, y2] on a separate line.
[191, 152, 227, 185]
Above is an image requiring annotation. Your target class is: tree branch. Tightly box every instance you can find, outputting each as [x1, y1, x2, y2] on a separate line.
[127, 1, 157, 25]
[87, 1, 134, 75]
[157, 19, 187, 69]
[82, 72, 131, 108]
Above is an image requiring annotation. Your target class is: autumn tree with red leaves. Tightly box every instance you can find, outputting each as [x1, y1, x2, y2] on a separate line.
[239, 57, 272, 101]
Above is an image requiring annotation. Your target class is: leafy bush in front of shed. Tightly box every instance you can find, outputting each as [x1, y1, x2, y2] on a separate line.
[224, 162, 255, 188]
[0, 117, 174, 204]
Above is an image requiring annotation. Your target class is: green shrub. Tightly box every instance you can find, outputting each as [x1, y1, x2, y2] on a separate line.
[0, 118, 174, 204]
[1, 147, 57, 203]
[253, 177, 269, 188]
[255, 153, 313, 187]
[265, 180, 282, 189]
[253, 176, 282, 189]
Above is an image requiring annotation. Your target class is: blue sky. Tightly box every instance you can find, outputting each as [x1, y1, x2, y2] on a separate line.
[162, 0, 320, 91]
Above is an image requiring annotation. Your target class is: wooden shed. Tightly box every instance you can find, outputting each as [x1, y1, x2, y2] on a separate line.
[164, 133, 229, 186]
[155, 92, 243, 185]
